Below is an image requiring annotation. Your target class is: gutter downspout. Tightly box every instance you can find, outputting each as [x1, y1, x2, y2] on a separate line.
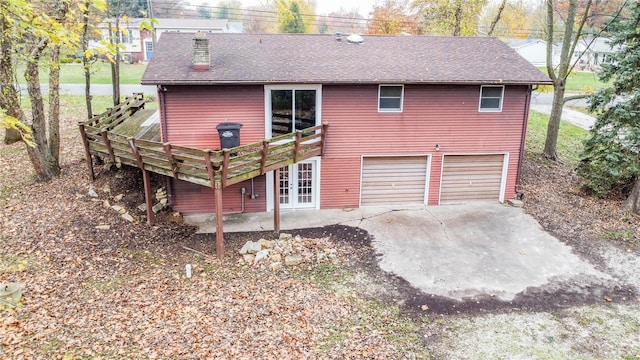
[515, 85, 534, 198]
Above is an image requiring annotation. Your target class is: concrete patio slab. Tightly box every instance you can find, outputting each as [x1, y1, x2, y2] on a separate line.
[185, 203, 610, 301]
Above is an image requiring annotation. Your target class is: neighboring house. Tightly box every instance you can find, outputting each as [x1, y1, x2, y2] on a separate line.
[572, 37, 621, 70]
[140, 33, 551, 214]
[504, 38, 559, 67]
[91, 18, 243, 63]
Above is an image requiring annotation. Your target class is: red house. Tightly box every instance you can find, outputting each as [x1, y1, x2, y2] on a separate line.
[141, 33, 551, 215]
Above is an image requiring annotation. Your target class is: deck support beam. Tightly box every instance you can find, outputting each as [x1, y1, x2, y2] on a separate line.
[141, 169, 153, 225]
[129, 138, 154, 225]
[78, 124, 95, 181]
[214, 181, 224, 260]
[273, 168, 280, 234]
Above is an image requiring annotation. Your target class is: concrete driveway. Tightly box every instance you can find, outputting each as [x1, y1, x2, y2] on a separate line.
[186, 203, 610, 301]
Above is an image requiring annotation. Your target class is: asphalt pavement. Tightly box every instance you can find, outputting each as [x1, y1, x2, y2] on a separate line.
[530, 92, 596, 130]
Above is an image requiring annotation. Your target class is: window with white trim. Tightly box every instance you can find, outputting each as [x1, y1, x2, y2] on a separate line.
[479, 85, 504, 112]
[378, 85, 404, 112]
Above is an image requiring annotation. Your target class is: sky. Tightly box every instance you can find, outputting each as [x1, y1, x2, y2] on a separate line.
[201, 0, 377, 16]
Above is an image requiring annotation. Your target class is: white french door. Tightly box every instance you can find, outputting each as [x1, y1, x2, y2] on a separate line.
[278, 160, 317, 209]
[265, 85, 322, 211]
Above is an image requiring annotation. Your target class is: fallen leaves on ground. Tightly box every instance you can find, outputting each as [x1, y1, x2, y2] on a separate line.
[0, 107, 427, 359]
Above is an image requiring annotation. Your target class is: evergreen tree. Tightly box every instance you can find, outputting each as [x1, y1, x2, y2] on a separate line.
[578, 1, 640, 213]
[281, 1, 305, 33]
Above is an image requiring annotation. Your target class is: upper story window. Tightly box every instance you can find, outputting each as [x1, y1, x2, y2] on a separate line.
[378, 85, 404, 112]
[115, 29, 131, 44]
[479, 85, 504, 112]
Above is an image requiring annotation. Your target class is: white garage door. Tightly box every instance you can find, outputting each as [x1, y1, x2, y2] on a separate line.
[361, 156, 428, 206]
[440, 154, 505, 204]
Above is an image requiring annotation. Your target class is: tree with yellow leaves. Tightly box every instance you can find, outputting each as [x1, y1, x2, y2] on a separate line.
[367, 0, 417, 35]
[0, 0, 105, 180]
[273, 0, 315, 33]
[412, 0, 487, 36]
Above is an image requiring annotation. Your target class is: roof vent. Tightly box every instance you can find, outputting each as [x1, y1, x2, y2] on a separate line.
[347, 34, 364, 44]
[335, 32, 343, 42]
[192, 32, 209, 71]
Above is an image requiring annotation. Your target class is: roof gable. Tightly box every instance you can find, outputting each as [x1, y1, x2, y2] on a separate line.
[142, 33, 552, 86]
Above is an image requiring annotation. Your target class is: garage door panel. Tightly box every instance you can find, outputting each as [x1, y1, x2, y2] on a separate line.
[361, 156, 428, 206]
[440, 154, 505, 204]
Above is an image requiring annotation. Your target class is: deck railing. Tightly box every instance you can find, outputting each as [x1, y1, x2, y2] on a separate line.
[78, 94, 328, 189]
[78, 94, 328, 258]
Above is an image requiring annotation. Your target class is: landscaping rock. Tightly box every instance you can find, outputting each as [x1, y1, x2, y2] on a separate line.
[507, 199, 524, 208]
[121, 213, 135, 222]
[269, 253, 282, 263]
[242, 254, 255, 264]
[152, 203, 164, 213]
[111, 205, 126, 214]
[285, 254, 303, 267]
[137, 203, 147, 212]
[279, 233, 293, 241]
[88, 187, 98, 198]
[269, 262, 282, 272]
[254, 249, 269, 265]
[113, 193, 124, 202]
[102, 200, 111, 209]
[103, 184, 111, 194]
[257, 238, 274, 249]
[239, 241, 262, 255]
[95, 225, 111, 230]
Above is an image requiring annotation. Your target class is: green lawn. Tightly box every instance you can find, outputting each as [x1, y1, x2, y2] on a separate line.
[526, 110, 590, 166]
[17, 63, 146, 85]
[536, 66, 610, 92]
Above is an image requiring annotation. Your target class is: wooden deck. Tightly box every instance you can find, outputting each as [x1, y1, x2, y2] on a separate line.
[78, 94, 328, 258]
[111, 109, 161, 142]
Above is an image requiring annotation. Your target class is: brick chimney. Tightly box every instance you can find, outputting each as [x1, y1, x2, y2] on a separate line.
[192, 32, 210, 71]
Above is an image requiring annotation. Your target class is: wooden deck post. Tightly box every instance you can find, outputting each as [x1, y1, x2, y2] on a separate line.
[78, 124, 95, 181]
[141, 169, 153, 225]
[101, 132, 116, 163]
[129, 139, 154, 225]
[214, 181, 224, 260]
[273, 168, 280, 234]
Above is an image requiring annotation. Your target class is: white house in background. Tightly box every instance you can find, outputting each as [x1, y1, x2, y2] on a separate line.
[91, 18, 243, 63]
[572, 37, 621, 70]
[503, 38, 560, 67]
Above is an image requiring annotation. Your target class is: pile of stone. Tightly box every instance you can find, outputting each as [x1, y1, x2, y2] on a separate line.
[88, 185, 137, 227]
[137, 187, 168, 214]
[238, 233, 337, 271]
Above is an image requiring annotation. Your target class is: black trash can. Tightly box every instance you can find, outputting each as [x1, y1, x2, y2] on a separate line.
[216, 122, 243, 154]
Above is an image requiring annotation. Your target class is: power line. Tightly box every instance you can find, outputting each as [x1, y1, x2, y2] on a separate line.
[70, 0, 579, 38]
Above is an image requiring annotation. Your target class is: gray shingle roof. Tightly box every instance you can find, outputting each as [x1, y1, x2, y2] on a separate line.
[141, 33, 552, 86]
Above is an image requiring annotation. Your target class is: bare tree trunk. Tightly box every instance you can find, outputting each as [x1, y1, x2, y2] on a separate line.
[48, 44, 61, 162]
[543, 81, 566, 159]
[543, 0, 592, 160]
[0, 15, 23, 144]
[24, 36, 60, 181]
[487, 0, 508, 36]
[453, 3, 463, 36]
[625, 179, 640, 214]
[109, 18, 121, 106]
[82, 0, 93, 119]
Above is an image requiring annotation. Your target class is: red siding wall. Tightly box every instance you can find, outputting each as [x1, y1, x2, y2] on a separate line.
[170, 177, 266, 214]
[162, 85, 266, 147]
[161, 83, 531, 212]
[163, 85, 267, 214]
[320, 84, 530, 206]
